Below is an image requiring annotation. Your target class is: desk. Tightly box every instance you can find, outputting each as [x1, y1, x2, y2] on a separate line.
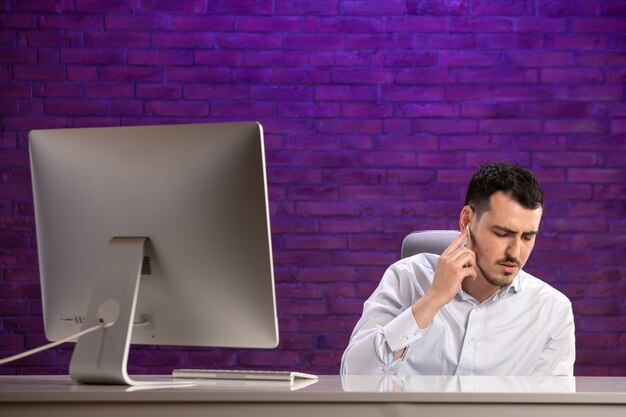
[1, 375, 625, 417]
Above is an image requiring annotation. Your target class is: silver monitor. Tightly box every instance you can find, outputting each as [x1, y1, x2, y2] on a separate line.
[29, 122, 278, 386]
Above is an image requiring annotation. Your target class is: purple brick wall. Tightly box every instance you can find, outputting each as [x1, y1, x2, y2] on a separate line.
[1, 1, 625, 376]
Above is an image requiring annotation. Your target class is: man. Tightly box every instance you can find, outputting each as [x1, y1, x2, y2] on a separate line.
[341, 162, 575, 376]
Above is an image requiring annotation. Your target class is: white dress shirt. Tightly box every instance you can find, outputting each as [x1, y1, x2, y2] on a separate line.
[341, 253, 575, 376]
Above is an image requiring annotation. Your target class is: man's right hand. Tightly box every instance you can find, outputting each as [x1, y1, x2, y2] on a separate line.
[409, 228, 477, 331]
[426, 227, 477, 308]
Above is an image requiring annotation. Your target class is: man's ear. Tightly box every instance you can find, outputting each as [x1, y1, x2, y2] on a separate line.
[459, 205, 474, 230]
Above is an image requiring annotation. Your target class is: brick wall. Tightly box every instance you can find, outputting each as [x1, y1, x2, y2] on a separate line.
[0, 1, 625, 376]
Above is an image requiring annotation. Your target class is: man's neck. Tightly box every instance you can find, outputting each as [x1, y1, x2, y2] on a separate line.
[462, 275, 503, 303]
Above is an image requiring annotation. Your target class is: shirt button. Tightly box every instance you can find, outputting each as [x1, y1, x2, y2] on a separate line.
[402, 335, 408, 340]
[468, 339, 474, 346]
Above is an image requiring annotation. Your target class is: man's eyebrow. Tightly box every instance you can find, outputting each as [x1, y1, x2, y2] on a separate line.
[491, 225, 538, 236]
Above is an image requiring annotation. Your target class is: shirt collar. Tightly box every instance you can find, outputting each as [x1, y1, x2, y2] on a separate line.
[457, 271, 523, 302]
[492, 273, 521, 301]
[509, 272, 522, 293]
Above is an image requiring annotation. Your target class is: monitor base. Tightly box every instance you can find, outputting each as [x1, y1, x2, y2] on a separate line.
[68, 237, 192, 387]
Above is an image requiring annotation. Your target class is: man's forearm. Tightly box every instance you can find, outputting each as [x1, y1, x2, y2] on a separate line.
[411, 291, 446, 329]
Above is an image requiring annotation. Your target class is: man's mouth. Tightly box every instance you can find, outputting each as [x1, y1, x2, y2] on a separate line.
[498, 262, 519, 274]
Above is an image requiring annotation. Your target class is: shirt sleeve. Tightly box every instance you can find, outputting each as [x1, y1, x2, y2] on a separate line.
[341, 257, 430, 375]
[531, 299, 576, 376]
[382, 307, 428, 352]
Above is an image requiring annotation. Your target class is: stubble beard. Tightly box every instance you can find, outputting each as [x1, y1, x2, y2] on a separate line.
[469, 232, 519, 288]
[475, 258, 518, 288]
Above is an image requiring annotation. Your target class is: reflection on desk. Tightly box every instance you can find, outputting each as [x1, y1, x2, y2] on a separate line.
[342, 375, 577, 393]
[0, 374, 319, 394]
[188, 376, 319, 391]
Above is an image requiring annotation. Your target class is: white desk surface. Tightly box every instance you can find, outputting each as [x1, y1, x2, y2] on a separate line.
[0, 375, 625, 402]
[1, 375, 626, 417]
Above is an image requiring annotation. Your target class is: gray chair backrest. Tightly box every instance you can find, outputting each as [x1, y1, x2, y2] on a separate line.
[401, 230, 460, 259]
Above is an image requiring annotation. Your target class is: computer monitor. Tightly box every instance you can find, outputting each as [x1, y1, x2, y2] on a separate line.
[28, 122, 278, 386]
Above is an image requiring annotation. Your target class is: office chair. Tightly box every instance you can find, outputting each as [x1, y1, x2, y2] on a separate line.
[400, 230, 460, 259]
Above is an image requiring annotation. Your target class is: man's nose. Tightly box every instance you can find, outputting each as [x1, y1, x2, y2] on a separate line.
[506, 236, 522, 259]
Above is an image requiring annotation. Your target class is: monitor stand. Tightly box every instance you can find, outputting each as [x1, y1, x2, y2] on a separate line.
[69, 237, 194, 387]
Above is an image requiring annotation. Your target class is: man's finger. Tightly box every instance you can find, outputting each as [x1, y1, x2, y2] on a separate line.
[450, 246, 474, 263]
[462, 266, 477, 281]
[441, 227, 468, 256]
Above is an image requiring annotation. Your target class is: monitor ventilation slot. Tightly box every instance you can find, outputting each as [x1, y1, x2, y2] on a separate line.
[141, 256, 152, 275]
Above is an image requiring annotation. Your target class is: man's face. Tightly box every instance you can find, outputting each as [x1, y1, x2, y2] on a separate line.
[468, 191, 543, 288]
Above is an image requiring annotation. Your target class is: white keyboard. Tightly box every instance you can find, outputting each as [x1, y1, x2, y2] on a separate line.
[172, 369, 318, 383]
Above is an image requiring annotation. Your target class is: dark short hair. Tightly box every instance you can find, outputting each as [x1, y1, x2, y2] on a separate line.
[464, 162, 544, 217]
